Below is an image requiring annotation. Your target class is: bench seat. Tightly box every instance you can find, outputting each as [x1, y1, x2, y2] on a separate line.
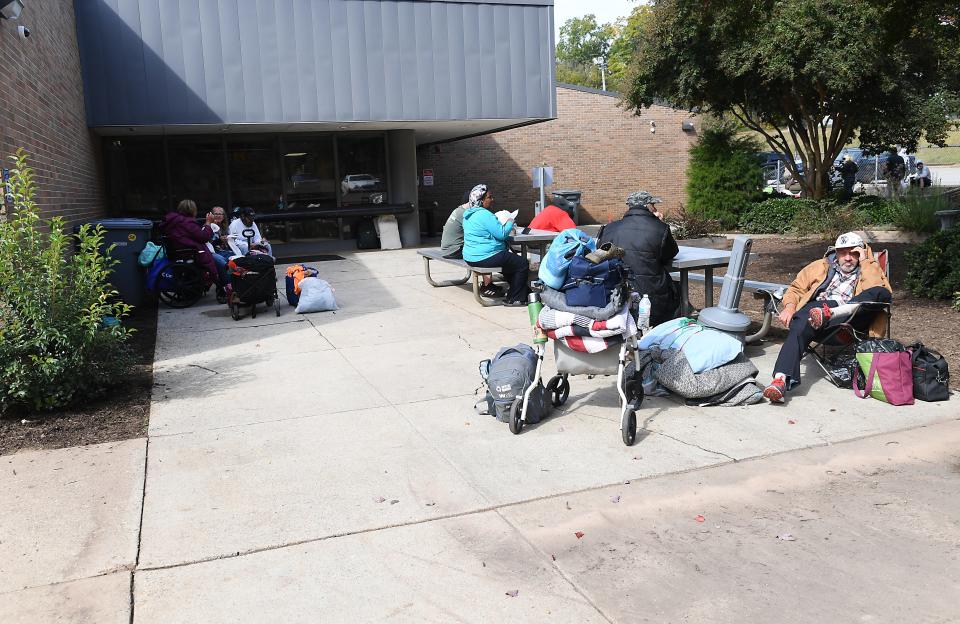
[418, 248, 540, 307]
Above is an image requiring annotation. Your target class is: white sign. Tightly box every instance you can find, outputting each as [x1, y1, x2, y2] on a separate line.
[532, 166, 554, 187]
[423, 175, 434, 186]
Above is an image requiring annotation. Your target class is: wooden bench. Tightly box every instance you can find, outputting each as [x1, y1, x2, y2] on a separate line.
[418, 248, 541, 307]
[671, 272, 787, 343]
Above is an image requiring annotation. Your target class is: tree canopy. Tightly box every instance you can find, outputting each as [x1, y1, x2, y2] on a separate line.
[624, 0, 960, 198]
[556, 7, 653, 91]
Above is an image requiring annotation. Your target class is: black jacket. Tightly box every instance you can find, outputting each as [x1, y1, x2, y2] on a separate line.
[598, 207, 680, 326]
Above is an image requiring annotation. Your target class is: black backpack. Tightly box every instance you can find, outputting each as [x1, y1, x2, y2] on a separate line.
[908, 343, 950, 402]
[356, 218, 380, 249]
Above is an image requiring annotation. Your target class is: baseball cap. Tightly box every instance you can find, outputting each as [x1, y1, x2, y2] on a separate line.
[835, 232, 865, 249]
[626, 191, 663, 209]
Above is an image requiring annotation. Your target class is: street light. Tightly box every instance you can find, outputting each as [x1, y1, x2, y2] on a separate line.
[594, 57, 608, 91]
[0, 1, 24, 20]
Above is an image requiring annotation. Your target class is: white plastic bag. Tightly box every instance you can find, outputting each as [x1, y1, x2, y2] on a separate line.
[295, 277, 338, 313]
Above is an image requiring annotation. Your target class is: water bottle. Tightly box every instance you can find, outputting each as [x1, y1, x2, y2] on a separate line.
[527, 292, 548, 344]
[637, 294, 651, 333]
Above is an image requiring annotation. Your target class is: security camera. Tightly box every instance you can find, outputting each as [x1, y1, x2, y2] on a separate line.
[649, 120, 657, 134]
[17, 25, 29, 39]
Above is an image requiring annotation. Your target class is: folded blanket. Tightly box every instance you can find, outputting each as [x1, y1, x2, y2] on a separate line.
[539, 300, 635, 332]
[545, 331, 623, 353]
[540, 285, 623, 321]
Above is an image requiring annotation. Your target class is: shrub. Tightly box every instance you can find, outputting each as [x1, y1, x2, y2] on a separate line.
[848, 195, 903, 226]
[791, 201, 868, 239]
[894, 190, 947, 233]
[905, 226, 960, 299]
[0, 150, 133, 413]
[739, 198, 813, 234]
[685, 122, 763, 229]
[665, 205, 722, 240]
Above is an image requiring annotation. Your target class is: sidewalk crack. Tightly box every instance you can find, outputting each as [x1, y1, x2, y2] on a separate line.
[650, 429, 739, 462]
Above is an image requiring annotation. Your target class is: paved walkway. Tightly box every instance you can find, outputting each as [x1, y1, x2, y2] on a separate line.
[2, 248, 958, 622]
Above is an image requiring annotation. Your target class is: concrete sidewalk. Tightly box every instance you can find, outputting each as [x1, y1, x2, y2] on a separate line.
[2, 248, 958, 622]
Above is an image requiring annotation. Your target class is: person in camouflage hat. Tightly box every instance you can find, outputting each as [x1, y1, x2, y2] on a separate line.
[596, 189, 680, 326]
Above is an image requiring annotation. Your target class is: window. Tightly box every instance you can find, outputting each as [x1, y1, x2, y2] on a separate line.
[227, 137, 281, 214]
[281, 137, 336, 210]
[168, 139, 227, 212]
[337, 136, 387, 205]
[105, 139, 167, 217]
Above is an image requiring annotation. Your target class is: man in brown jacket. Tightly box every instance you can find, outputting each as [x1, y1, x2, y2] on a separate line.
[763, 232, 892, 402]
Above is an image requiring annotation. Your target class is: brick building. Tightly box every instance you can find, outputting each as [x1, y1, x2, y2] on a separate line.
[416, 83, 698, 225]
[0, 0, 103, 224]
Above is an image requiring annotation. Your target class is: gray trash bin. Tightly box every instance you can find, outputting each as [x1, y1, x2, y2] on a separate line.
[75, 218, 154, 308]
[552, 190, 582, 224]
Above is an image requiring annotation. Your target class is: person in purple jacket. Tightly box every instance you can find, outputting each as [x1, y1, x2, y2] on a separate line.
[160, 199, 227, 302]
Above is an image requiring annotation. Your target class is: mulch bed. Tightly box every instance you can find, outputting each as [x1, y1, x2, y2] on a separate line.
[0, 302, 157, 456]
[684, 237, 959, 389]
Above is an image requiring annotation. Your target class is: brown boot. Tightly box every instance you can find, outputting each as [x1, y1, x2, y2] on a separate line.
[585, 242, 626, 264]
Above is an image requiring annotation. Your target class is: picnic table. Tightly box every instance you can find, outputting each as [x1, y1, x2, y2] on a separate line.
[508, 228, 557, 262]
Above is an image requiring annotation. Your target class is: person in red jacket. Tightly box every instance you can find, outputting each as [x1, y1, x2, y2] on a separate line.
[528, 197, 576, 232]
[160, 199, 226, 302]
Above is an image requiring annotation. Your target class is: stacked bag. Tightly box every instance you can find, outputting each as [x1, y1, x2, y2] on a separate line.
[536, 229, 634, 354]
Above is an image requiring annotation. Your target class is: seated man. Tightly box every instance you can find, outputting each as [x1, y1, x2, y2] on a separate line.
[598, 191, 680, 327]
[528, 196, 576, 233]
[440, 185, 502, 298]
[763, 232, 892, 403]
[229, 207, 273, 256]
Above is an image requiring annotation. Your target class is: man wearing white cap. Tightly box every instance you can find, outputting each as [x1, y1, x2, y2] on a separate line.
[763, 231, 892, 403]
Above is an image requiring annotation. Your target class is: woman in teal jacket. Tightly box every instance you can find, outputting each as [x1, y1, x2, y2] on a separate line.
[462, 184, 529, 306]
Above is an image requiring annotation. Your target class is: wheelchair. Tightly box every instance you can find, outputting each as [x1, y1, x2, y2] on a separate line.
[156, 239, 214, 308]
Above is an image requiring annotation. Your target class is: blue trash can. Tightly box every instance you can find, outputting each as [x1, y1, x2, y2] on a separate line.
[75, 218, 154, 308]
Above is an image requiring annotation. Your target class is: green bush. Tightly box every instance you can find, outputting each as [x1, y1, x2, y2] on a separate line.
[0, 150, 133, 413]
[791, 201, 868, 239]
[894, 191, 946, 233]
[739, 198, 814, 234]
[848, 195, 903, 226]
[685, 123, 763, 229]
[905, 226, 960, 299]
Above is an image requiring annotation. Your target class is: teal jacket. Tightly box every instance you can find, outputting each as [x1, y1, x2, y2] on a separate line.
[463, 207, 514, 262]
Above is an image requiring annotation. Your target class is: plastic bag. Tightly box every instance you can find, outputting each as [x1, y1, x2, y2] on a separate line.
[139, 241, 165, 267]
[295, 277, 338, 313]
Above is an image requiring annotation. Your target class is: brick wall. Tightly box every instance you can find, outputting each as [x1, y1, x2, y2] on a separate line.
[417, 84, 698, 226]
[0, 0, 103, 224]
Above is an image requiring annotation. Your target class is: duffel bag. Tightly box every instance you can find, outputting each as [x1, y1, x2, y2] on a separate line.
[908, 343, 950, 402]
[561, 256, 626, 308]
[538, 228, 596, 290]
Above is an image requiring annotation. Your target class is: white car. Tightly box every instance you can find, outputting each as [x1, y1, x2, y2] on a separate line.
[341, 174, 380, 194]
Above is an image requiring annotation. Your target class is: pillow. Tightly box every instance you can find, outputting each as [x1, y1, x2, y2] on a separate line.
[295, 277, 338, 313]
[638, 317, 742, 373]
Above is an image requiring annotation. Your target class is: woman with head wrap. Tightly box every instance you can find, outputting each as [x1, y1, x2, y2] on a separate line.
[439, 184, 504, 298]
[462, 184, 529, 306]
[597, 191, 680, 326]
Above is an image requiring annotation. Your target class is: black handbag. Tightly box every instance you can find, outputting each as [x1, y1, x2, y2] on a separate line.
[908, 343, 950, 402]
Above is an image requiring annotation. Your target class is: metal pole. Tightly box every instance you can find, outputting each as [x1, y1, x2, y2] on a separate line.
[601, 64, 606, 91]
[537, 163, 546, 215]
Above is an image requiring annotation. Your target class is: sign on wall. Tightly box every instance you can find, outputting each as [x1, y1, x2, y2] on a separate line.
[422, 169, 434, 186]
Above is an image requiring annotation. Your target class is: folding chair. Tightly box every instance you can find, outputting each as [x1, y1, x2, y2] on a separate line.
[804, 249, 891, 387]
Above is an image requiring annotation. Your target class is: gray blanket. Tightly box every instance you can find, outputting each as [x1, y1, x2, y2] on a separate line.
[650, 348, 763, 406]
[540, 285, 623, 321]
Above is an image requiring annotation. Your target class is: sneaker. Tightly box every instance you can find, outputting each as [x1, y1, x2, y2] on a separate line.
[762, 377, 786, 403]
[808, 304, 832, 330]
[502, 299, 526, 308]
[216, 288, 228, 304]
[480, 284, 505, 298]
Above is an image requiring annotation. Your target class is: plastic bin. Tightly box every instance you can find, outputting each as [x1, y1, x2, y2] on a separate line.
[552, 190, 582, 224]
[75, 218, 154, 307]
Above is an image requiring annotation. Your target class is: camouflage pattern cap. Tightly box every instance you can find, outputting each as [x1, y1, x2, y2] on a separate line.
[626, 191, 663, 209]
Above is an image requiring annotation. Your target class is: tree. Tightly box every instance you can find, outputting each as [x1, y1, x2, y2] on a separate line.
[556, 15, 616, 89]
[624, 0, 960, 199]
[606, 5, 653, 91]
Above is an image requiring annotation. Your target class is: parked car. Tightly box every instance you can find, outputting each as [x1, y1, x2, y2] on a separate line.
[757, 151, 803, 184]
[341, 173, 381, 194]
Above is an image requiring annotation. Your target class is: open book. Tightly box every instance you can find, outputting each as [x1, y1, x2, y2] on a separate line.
[495, 209, 518, 225]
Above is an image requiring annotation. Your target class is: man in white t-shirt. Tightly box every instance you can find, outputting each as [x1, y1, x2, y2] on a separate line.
[228, 207, 273, 256]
